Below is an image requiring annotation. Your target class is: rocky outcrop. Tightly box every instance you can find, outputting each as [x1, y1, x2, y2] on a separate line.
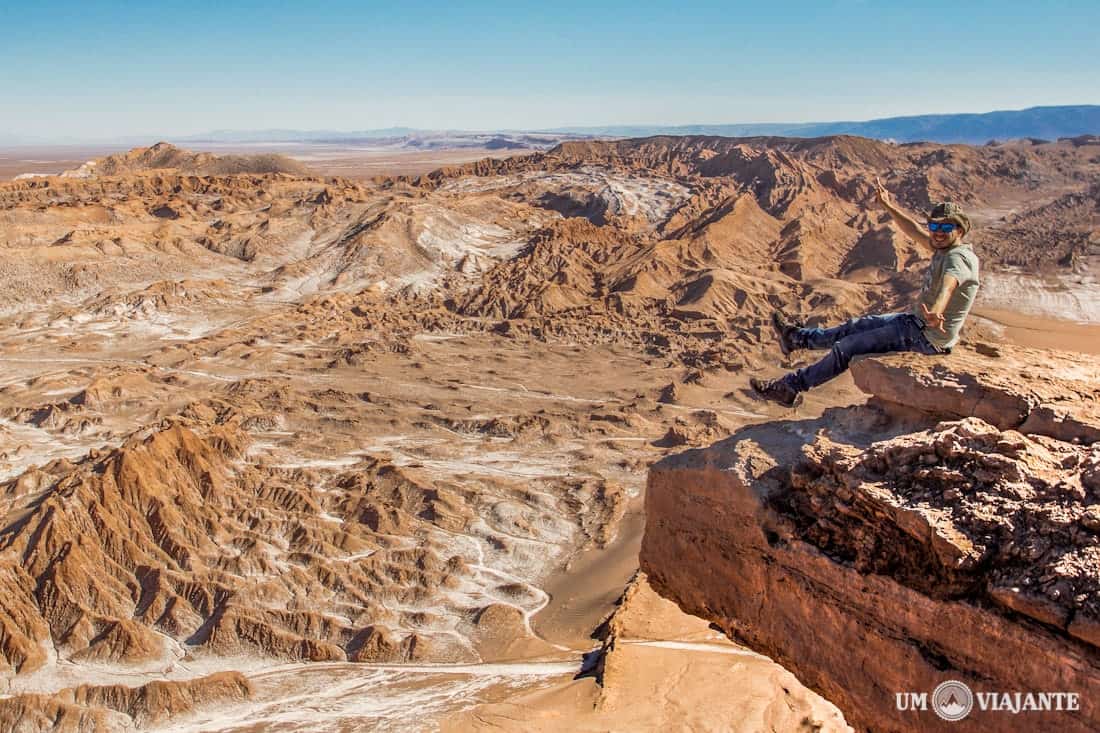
[851, 346, 1100, 444]
[0, 411, 481, 673]
[641, 346, 1100, 732]
[60, 142, 310, 178]
[0, 672, 251, 732]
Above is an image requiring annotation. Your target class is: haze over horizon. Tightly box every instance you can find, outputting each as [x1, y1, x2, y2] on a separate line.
[3, 0, 1099, 143]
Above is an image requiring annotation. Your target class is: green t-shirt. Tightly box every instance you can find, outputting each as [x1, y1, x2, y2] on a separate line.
[912, 243, 980, 350]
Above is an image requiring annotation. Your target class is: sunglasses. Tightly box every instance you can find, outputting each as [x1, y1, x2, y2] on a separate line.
[927, 221, 957, 233]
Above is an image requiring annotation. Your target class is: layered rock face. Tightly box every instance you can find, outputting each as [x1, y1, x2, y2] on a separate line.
[641, 346, 1100, 732]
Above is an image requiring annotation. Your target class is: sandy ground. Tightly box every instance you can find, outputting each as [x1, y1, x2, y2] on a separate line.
[443, 576, 849, 733]
[973, 308, 1100, 355]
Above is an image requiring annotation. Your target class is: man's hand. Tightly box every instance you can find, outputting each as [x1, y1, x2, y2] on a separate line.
[920, 302, 946, 333]
[875, 176, 931, 247]
[874, 177, 893, 209]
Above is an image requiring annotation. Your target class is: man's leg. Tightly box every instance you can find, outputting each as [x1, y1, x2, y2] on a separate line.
[752, 313, 938, 407]
[782, 315, 917, 392]
[793, 313, 908, 351]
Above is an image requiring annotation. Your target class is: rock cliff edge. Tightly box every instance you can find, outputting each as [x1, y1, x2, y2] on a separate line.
[641, 345, 1100, 732]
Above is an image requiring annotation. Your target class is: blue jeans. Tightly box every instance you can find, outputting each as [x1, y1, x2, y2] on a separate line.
[780, 313, 942, 393]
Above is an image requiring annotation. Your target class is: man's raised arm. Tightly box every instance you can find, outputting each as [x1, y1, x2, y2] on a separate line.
[875, 177, 931, 247]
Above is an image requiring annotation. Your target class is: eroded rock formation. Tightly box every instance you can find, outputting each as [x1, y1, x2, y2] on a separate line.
[0, 672, 251, 732]
[642, 346, 1100, 732]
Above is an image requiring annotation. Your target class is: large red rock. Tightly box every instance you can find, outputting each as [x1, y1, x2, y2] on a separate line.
[642, 348, 1100, 732]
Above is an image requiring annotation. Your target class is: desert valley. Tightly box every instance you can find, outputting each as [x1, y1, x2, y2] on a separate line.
[0, 132, 1098, 731]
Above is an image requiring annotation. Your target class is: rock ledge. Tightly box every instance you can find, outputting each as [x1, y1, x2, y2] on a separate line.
[642, 347, 1100, 732]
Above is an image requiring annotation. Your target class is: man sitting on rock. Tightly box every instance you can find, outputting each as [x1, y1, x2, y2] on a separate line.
[751, 180, 980, 407]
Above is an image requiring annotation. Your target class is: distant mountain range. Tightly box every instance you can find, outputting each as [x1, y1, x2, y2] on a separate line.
[3, 105, 1097, 148]
[172, 105, 1100, 147]
[552, 105, 1100, 144]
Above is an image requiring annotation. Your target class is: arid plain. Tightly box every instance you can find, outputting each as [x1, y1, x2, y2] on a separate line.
[0, 135, 1098, 731]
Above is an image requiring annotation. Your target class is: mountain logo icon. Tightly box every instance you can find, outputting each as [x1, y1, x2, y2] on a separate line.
[932, 680, 974, 722]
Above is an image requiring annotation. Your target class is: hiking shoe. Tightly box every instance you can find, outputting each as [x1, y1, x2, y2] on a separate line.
[771, 311, 803, 357]
[750, 376, 803, 408]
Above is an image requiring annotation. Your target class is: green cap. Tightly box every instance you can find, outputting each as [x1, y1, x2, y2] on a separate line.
[928, 201, 971, 234]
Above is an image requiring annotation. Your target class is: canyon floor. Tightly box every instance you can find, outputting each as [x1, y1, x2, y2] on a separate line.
[0, 136, 1097, 731]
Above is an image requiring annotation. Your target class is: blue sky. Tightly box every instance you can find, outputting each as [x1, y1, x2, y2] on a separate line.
[2, 0, 1098, 141]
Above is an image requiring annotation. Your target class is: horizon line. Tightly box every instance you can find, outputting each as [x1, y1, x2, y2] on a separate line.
[3, 103, 1099, 147]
